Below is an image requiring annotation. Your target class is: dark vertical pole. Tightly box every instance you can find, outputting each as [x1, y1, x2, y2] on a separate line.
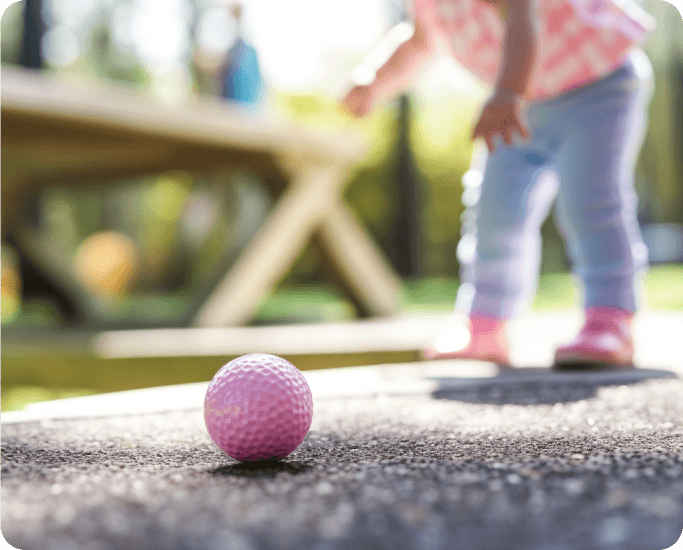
[18, 0, 44, 228]
[19, 0, 45, 227]
[386, 0, 421, 277]
[19, 0, 44, 69]
[18, 0, 44, 231]
[388, 95, 420, 276]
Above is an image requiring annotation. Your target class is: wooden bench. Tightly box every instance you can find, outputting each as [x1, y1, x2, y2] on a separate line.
[3, 310, 681, 393]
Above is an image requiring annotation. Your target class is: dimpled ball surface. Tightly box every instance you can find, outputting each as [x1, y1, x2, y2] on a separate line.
[204, 354, 313, 462]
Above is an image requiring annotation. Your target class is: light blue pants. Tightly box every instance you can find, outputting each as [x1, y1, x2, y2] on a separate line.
[456, 49, 655, 319]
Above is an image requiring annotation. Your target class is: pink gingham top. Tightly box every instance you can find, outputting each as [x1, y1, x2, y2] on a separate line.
[414, 0, 656, 100]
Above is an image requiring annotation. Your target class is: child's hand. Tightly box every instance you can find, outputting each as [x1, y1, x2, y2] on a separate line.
[341, 84, 375, 118]
[472, 90, 530, 153]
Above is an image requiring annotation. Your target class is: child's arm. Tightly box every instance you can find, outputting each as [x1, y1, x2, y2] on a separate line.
[496, 0, 537, 96]
[341, 13, 445, 117]
[472, 0, 537, 152]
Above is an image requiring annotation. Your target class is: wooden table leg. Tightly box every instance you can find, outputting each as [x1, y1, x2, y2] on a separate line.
[193, 164, 341, 327]
[315, 197, 405, 318]
[260, 161, 405, 319]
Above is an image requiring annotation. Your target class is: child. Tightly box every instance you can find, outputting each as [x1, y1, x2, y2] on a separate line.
[341, 0, 657, 369]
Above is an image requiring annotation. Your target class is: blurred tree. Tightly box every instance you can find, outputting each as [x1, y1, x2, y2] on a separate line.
[1, 1, 24, 64]
[189, 0, 217, 96]
[675, 59, 683, 181]
[83, 20, 151, 86]
[639, 0, 683, 224]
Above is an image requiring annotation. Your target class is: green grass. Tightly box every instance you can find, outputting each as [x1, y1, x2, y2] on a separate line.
[531, 265, 683, 311]
[533, 273, 580, 311]
[402, 277, 461, 311]
[252, 284, 356, 324]
[643, 264, 683, 310]
[253, 265, 683, 322]
[400, 273, 580, 312]
[402, 264, 683, 314]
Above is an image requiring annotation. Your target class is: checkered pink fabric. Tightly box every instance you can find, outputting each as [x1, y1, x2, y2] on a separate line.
[415, 0, 656, 100]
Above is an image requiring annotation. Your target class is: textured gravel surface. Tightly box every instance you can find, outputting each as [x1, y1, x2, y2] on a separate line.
[3, 376, 683, 550]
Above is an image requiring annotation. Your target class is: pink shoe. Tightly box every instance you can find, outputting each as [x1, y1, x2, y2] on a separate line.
[420, 315, 511, 366]
[554, 308, 635, 369]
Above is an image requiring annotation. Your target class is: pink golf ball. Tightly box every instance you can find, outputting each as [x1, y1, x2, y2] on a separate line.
[204, 353, 313, 462]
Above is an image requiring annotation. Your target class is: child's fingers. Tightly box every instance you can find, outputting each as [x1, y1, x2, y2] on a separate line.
[340, 87, 370, 118]
[473, 127, 496, 153]
[472, 117, 491, 142]
[342, 97, 366, 118]
[472, 114, 498, 152]
[502, 124, 514, 145]
[514, 116, 530, 141]
[478, 127, 495, 152]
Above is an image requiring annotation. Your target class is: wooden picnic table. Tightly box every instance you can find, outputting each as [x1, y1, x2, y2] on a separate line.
[1, 65, 404, 326]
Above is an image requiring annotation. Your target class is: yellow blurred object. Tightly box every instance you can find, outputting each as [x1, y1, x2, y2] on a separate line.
[72, 231, 141, 296]
[146, 176, 191, 221]
[1, 259, 21, 294]
[1, 245, 22, 323]
[1, 291, 21, 323]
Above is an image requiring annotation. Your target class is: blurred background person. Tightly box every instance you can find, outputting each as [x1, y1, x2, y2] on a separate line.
[219, 2, 264, 107]
[193, 2, 265, 108]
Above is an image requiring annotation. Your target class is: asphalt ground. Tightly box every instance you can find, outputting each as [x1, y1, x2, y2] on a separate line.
[2, 313, 683, 550]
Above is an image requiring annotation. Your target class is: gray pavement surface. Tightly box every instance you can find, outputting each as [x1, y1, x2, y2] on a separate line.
[3, 360, 683, 550]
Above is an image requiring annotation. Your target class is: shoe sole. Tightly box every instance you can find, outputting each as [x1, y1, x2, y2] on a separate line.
[553, 349, 635, 371]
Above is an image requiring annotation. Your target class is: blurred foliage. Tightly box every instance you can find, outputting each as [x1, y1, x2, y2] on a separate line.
[638, 0, 683, 225]
[411, 97, 475, 276]
[644, 263, 683, 309]
[80, 20, 151, 87]
[0, 1, 24, 64]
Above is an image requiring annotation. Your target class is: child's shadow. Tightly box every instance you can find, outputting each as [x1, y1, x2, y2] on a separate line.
[429, 367, 677, 405]
[211, 460, 312, 478]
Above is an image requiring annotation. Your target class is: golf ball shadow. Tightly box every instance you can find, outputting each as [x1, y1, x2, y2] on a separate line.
[210, 460, 312, 478]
